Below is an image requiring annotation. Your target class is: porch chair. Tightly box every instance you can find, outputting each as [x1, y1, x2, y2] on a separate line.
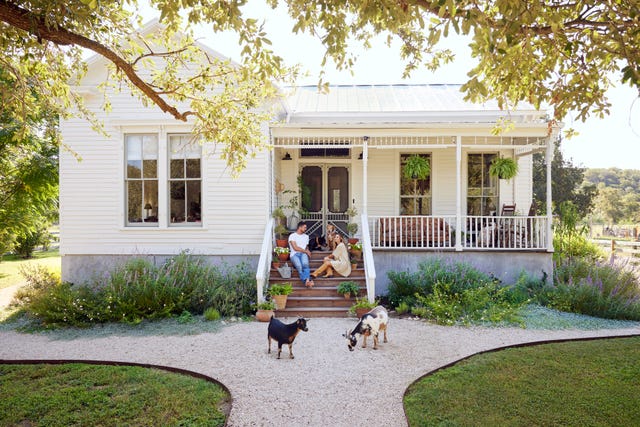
[500, 203, 516, 216]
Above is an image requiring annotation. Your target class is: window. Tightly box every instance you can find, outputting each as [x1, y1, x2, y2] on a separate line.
[400, 154, 431, 215]
[125, 134, 158, 225]
[169, 135, 201, 225]
[467, 153, 498, 216]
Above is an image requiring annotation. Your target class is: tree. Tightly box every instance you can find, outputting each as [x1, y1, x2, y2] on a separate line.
[0, 100, 59, 257]
[592, 185, 625, 226]
[533, 138, 596, 218]
[1, 1, 638, 174]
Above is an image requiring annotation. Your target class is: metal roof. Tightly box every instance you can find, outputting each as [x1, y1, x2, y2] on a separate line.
[281, 84, 545, 124]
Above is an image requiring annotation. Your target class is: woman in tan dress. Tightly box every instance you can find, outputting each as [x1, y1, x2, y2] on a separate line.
[311, 234, 352, 278]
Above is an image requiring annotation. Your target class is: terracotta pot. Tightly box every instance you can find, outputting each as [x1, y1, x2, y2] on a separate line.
[272, 294, 288, 310]
[276, 239, 288, 247]
[348, 238, 359, 245]
[350, 249, 362, 260]
[355, 307, 369, 318]
[277, 253, 290, 262]
[255, 309, 274, 322]
[272, 261, 281, 269]
[343, 293, 352, 300]
[351, 262, 357, 270]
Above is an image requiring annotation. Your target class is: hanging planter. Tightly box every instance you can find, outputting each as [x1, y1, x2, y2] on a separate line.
[489, 157, 519, 180]
[402, 155, 431, 180]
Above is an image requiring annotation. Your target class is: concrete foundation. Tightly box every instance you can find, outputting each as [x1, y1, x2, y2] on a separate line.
[62, 254, 259, 286]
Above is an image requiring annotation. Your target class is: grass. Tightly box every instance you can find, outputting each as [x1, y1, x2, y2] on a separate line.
[0, 248, 61, 290]
[0, 362, 230, 426]
[404, 336, 640, 426]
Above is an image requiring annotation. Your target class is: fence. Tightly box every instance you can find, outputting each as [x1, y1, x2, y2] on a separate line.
[590, 239, 640, 265]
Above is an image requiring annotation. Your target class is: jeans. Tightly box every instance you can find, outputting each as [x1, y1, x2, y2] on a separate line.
[290, 252, 310, 283]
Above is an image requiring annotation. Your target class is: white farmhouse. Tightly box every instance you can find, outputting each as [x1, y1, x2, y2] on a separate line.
[60, 23, 558, 312]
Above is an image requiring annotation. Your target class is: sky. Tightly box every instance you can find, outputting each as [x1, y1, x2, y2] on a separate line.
[139, 2, 640, 169]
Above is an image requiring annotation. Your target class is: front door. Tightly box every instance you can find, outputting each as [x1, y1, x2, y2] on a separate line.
[300, 165, 350, 237]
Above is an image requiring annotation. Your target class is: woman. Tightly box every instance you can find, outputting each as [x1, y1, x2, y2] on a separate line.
[311, 234, 352, 279]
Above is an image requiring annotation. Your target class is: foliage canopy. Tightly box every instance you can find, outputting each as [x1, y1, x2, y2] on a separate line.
[1, 0, 638, 173]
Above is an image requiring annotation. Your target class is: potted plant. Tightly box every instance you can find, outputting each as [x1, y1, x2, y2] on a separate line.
[272, 207, 286, 226]
[274, 224, 289, 247]
[348, 297, 377, 318]
[268, 283, 294, 309]
[350, 254, 358, 270]
[274, 246, 290, 261]
[489, 156, 519, 180]
[337, 281, 360, 299]
[346, 222, 359, 244]
[346, 205, 359, 244]
[255, 300, 275, 322]
[402, 154, 431, 180]
[272, 259, 281, 269]
[349, 241, 363, 260]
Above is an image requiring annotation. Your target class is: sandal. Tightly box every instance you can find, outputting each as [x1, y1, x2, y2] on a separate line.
[322, 274, 333, 278]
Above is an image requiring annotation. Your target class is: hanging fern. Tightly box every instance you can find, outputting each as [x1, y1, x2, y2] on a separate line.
[402, 155, 431, 180]
[489, 157, 519, 180]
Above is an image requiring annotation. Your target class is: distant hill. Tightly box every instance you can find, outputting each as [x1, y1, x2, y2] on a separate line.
[584, 168, 640, 193]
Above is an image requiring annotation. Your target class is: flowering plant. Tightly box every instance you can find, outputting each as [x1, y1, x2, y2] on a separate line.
[274, 246, 290, 255]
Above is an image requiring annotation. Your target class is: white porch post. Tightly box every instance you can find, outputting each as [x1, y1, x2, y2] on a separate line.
[545, 137, 554, 252]
[455, 135, 463, 251]
[362, 136, 368, 215]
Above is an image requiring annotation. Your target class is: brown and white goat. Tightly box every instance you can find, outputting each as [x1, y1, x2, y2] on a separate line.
[268, 316, 309, 359]
[343, 305, 388, 351]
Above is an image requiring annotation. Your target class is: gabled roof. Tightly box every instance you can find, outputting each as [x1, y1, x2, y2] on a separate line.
[282, 84, 546, 125]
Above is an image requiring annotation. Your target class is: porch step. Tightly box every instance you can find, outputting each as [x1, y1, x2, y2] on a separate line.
[285, 296, 354, 308]
[274, 306, 357, 318]
[270, 268, 364, 280]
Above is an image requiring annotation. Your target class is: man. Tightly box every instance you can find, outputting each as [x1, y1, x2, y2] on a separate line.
[289, 221, 314, 288]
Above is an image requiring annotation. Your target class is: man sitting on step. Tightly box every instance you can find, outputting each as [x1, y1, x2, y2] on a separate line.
[289, 221, 315, 288]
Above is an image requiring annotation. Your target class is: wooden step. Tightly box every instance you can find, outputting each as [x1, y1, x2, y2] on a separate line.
[274, 306, 355, 318]
[289, 285, 366, 298]
[270, 269, 365, 280]
[285, 296, 354, 308]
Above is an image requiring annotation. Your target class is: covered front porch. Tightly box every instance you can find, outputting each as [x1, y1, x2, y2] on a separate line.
[256, 130, 557, 304]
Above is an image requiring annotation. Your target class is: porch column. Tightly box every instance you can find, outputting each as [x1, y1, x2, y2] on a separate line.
[362, 136, 368, 215]
[455, 135, 462, 251]
[545, 137, 554, 252]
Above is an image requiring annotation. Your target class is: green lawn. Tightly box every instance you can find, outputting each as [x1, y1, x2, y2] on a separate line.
[0, 248, 61, 290]
[404, 337, 640, 426]
[0, 363, 230, 426]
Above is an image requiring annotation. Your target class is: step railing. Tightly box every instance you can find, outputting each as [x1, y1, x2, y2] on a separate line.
[360, 213, 377, 303]
[255, 217, 274, 303]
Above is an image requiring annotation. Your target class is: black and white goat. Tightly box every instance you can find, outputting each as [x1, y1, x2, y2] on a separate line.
[268, 316, 309, 359]
[343, 305, 388, 351]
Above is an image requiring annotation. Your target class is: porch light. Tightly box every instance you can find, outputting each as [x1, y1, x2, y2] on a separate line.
[144, 203, 152, 217]
[358, 152, 363, 160]
[282, 152, 292, 160]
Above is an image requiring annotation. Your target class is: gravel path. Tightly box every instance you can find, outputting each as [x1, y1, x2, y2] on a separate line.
[1, 318, 639, 426]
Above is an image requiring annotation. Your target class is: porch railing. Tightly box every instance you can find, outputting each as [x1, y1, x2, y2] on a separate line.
[255, 217, 274, 303]
[368, 215, 549, 250]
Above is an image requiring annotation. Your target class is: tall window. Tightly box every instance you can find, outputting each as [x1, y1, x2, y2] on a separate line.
[125, 134, 158, 225]
[467, 153, 498, 216]
[400, 154, 431, 215]
[169, 135, 202, 225]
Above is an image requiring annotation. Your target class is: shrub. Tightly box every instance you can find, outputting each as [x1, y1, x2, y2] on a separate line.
[395, 301, 410, 315]
[550, 258, 640, 320]
[386, 258, 496, 308]
[203, 307, 221, 321]
[413, 280, 524, 326]
[16, 254, 257, 328]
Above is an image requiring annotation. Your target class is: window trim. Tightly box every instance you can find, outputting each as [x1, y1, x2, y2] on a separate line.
[168, 133, 203, 227]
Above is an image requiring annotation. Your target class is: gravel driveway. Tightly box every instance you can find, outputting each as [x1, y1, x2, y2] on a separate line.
[1, 318, 639, 426]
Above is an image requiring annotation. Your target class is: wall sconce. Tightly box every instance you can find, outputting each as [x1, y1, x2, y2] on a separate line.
[282, 152, 292, 160]
[144, 203, 152, 218]
[358, 152, 363, 160]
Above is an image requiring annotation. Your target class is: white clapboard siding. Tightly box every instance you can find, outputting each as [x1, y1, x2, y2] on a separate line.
[367, 150, 396, 216]
[61, 68, 271, 256]
[515, 154, 533, 213]
[432, 148, 457, 216]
